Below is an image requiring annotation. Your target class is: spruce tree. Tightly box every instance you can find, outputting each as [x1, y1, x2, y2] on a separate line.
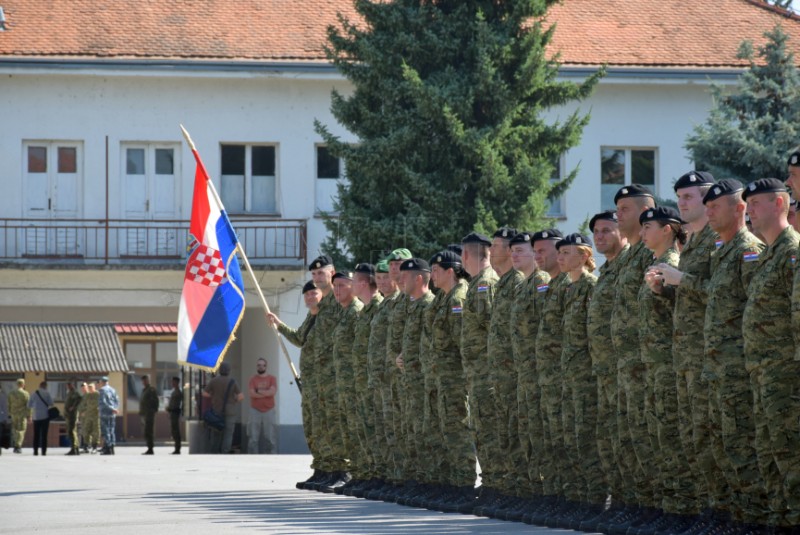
[686, 25, 800, 183]
[315, 0, 602, 263]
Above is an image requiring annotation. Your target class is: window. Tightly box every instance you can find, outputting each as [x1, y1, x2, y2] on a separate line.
[546, 155, 566, 218]
[220, 144, 277, 214]
[600, 147, 656, 210]
[316, 145, 342, 214]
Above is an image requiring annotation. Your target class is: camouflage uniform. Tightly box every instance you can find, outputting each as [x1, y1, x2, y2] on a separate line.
[487, 268, 525, 495]
[429, 279, 474, 487]
[64, 387, 82, 452]
[277, 311, 318, 464]
[79, 390, 100, 450]
[684, 227, 765, 521]
[611, 241, 656, 506]
[367, 289, 400, 481]
[304, 291, 342, 472]
[511, 269, 551, 497]
[535, 271, 570, 497]
[385, 294, 410, 482]
[746, 226, 800, 525]
[669, 223, 717, 514]
[399, 290, 435, 482]
[332, 297, 364, 471]
[638, 247, 686, 513]
[419, 290, 445, 485]
[460, 266, 499, 488]
[587, 249, 627, 503]
[352, 293, 383, 480]
[8, 387, 30, 449]
[561, 271, 604, 503]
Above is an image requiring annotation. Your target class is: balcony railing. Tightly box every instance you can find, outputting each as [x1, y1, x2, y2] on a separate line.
[0, 217, 307, 266]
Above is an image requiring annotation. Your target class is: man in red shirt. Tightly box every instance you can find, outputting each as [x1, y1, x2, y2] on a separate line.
[248, 358, 278, 454]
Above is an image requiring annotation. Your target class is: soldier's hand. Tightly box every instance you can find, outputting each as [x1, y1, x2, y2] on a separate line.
[266, 312, 281, 328]
[644, 267, 664, 294]
[655, 263, 683, 286]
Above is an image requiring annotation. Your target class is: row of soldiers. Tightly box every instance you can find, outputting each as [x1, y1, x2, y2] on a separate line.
[271, 159, 800, 534]
[4, 378, 102, 454]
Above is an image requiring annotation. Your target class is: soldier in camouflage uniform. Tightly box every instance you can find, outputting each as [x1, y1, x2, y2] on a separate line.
[64, 380, 82, 455]
[556, 234, 603, 527]
[484, 227, 525, 511]
[457, 232, 498, 513]
[425, 251, 473, 511]
[580, 211, 628, 532]
[270, 279, 322, 487]
[8, 379, 29, 454]
[655, 172, 717, 527]
[330, 270, 364, 485]
[603, 184, 658, 531]
[508, 231, 550, 514]
[743, 178, 799, 527]
[662, 180, 766, 527]
[638, 206, 684, 526]
[343, 263, 383, 494]
[80, 382, 100, 453]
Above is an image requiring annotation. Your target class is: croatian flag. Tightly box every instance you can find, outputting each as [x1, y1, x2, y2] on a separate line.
[177, 148, 245, 371]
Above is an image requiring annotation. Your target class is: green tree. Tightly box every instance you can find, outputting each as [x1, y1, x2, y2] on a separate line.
[685, 25, 800, 183]
[315, 0, 602, 264]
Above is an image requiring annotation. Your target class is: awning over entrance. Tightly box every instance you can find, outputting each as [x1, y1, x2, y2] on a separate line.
[0, 322, 129, 373]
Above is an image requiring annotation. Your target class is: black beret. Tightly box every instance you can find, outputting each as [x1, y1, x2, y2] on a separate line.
[639, 206, 684, 225]
[308, 254, 333, 271]
[354, 262, 375, 276]
[509, 232, 533, 246]
[461, 232, 492, 246]
[429, 250, 462, 270]
[589, 211, 618, 233]
[742, 178, 788, 201]
[530, 228, 564, 244]
[788, 151, 800, 167]
[446, 243, 463, 255]
[301, 281, 318, 294]
[331, 270, 353, 281]
[399, 257, 431, 272]
[674, 171, 715, 191]
[493, 227, 518, 240]
[703, 179, 744, 205]
[614, 184, 654, 204]
[556, 233, 593, 249]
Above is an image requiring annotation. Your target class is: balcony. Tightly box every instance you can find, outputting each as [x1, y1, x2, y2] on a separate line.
[0, 217, 307, 267]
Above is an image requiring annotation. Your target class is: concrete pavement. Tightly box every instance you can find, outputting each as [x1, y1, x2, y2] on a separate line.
[0, 446, 580, 534]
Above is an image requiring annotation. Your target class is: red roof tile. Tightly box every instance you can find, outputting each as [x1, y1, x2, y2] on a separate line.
[0, 0, 798, 67]
[114, 323, 177, 335]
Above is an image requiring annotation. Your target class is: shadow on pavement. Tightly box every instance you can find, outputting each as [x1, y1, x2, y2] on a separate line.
[130, 489, 544, 534]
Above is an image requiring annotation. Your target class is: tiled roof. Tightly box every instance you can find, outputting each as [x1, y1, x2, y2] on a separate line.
[0, 323, 129, 373]
[0, 0, 798, 67]
[115, 323, 177, 335]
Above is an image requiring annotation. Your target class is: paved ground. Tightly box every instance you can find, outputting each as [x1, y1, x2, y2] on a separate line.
[0, 446, 577, 534]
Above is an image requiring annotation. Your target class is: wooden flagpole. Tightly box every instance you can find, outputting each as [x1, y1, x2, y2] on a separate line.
[180, 125, 303, 393]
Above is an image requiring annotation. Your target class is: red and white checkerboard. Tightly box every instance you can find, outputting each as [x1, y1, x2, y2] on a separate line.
[185, 245, 227, 287]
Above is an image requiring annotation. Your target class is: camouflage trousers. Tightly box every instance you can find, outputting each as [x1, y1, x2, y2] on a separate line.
[596, 373, 628, 504]
[468, 378, 500, 489]
[300, 383, 321, 469]
[617, 362, 657, 507]
[335, 378, 360, 473]
[645, 362, 695, 514]
[382, 372, 406, 482]
[370, 380, 390, 479]
[517, 370, 545, 496]
[750, 360, 800, 526]
[100, 413, 116, 447]
[81, 416, 99, 448]
[11, 415, 27, 448]
[312, 367, 347, 471]
[675, 366, 708, 513]
[492, 373, 527, 496]
[355, 383, 376, 480]
[539, 382, 571, 498]
[437, 371, 475, 487]
[420, 371, 445, 485]
[562, 371, 606, 504]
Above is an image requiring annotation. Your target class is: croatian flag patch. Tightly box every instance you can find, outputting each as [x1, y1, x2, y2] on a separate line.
[452, 306, 462, 314]
[743, 251, 759, 262]
[477, 285, 489, 293]
[715, 240, 724, 249]
[537, 284, 549, 293]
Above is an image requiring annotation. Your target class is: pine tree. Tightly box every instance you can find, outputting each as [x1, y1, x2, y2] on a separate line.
[685, 25, 800, 182]
[315, 0, 602, 264]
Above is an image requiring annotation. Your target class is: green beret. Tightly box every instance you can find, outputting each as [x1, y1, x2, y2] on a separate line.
[375, 260, 390, 273]
[386, 248, 413, 261]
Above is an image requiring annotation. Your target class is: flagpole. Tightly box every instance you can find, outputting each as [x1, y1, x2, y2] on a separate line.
[180, 125, 303, 393]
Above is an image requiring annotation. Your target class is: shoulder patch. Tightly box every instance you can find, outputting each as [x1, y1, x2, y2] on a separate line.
[743, 251, 759, 262]
[451, 306, 462, 314]
[477, 285, 489, 293]
[715, 239, 724, 249]
[536, 284, 549, 293]
[792, 255, 797, 265]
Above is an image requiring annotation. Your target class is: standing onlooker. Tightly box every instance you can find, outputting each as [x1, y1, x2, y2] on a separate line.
[167, 377, 183, 454]
[0, 384, 8, 454]
[27, 381, 54, 456]
[80, 382, 100, 453]
[64, 380, 82, 455]
[8, 379, 30, 454]
[202, 361, 243, 454]
[98, 376, 119, 455]
[247, 358, 278, 454]
[139, 374, 159, 455]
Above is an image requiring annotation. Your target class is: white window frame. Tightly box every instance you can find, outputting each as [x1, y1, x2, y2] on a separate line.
[600, 146, 658, 210]
[315, 144, 343, 215]
[546, 154, 566, 218]
[220, 143, 279, 215]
